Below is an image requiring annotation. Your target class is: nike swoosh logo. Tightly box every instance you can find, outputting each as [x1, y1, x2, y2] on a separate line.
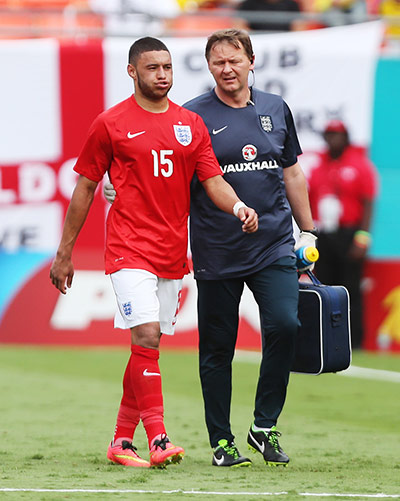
[127, 131, 146, 139]
[212, 126, 227, 135]
[249, 431, 265, 453]
[143, 368, 161, 377]
[214, 456, 225, 466]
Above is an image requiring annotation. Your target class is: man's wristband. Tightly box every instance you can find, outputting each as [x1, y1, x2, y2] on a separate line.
[353, 230, 371, 248]
[300, 227, 319, 238]
[233, 201, 247, 217]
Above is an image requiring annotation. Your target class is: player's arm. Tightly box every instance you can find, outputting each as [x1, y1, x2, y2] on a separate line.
[283, 162, 314, 232]
[104, 176, 258, 232]
[200, 175, 258, 233]
[50, 175, 98, 294]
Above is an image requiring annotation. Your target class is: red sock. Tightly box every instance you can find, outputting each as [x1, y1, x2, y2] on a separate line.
[130, 344, 166, 447]
[113, 355, 140, 445]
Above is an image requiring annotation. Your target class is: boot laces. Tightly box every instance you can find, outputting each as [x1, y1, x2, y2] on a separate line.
[267, 428, 282, 452]
[226, 444, 239, 459]
[121, 440, 138, 452]
[219, 440, 239, 459]
[152, 433, 170, 451]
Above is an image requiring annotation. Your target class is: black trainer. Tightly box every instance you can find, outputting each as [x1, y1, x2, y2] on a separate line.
[212, 439, 252, 467]
[247, 425, 289, 466]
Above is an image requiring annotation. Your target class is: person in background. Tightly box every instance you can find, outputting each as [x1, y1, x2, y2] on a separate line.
[50, 36, 258, 470]
[307, 119, 378, 349]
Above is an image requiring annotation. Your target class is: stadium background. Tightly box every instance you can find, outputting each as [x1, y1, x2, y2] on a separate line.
[0, 19, 399, 353]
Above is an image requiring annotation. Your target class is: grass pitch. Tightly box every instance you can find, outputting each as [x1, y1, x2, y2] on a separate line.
[0, 345, 399, 500]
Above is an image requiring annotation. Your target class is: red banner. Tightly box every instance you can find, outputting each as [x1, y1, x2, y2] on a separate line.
[363, 260, 400, 352]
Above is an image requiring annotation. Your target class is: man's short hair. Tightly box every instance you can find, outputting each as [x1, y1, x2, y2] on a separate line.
[128, 37, 170, 66]
[205, 29, 254, 62]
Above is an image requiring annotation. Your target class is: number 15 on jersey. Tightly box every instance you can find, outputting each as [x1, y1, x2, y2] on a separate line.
[152, 149, 173, 178]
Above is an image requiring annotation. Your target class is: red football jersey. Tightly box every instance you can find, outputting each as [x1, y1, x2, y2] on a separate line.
[308, 146, 378, 228]
[74, 95, 222, 278]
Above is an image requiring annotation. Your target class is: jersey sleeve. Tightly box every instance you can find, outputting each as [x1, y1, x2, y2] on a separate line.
[281, 101, 302, 168]
[193, 115, 223, 182]
[73, 115, 113, 182]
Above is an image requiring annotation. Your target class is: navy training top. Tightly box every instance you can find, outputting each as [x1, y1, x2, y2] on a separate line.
[184, 87, 302, 280]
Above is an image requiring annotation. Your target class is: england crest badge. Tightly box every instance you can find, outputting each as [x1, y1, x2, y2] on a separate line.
[122, 301, 132, 317]
[173, 124, 192, 146]
[259, 115, 273, 132]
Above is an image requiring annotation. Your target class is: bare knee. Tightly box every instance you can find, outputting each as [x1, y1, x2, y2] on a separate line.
[131, 322, 160, 349]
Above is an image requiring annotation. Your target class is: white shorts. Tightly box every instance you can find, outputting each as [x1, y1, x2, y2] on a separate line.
[110, 269, 183, 335]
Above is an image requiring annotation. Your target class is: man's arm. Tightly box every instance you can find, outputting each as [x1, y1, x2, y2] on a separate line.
[349, 198, 374, 260]
[50, 175, 98, 294]
[200, 175, 258, 233]
[358, 198, 374, 233]
[283, 162, 314, 232]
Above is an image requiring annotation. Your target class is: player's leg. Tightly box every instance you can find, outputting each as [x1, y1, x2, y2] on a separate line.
[143, 277, 184, 467]
[110, 269, 183, 468]
[197, 278, 251, 467]
[107, 354, 150, 467]
[246, 256, 299, 466]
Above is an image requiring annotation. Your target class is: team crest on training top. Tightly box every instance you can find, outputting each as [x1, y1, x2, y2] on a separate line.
[259, 115, 273, 132]
[173, 124, 192, 146]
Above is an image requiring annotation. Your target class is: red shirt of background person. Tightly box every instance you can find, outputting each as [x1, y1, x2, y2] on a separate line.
[307, 119, 378, 349]
[74, 96, 222, 278]
[308, 119, 378, 258]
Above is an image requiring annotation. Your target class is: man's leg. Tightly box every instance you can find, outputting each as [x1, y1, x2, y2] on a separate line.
[335, 228, 365, 350]
[246, 257, 299, 466]
[113, 355, 140, 444]
[130, 322, 165, 445]
[314, 231, 338, 285]
[110, 269, 184, 468]
[197, 278, 251, 467]
[342, 257, 364, 349]
[316, 229, 364, 349]
[107, 354, 150, 468]
[197, 278, 243, 447]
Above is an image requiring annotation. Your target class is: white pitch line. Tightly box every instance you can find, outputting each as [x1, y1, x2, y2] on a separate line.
[338, 365, 400, 383]
[0, 488, 399, 498]
[234, 350, 400, 383]
[299, 494, 400, 499]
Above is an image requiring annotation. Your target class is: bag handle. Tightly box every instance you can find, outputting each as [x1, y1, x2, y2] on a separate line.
[299, 270, 322, 285]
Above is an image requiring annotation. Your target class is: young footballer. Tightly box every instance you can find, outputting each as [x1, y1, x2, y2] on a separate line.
[50, 36, 258, 469]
